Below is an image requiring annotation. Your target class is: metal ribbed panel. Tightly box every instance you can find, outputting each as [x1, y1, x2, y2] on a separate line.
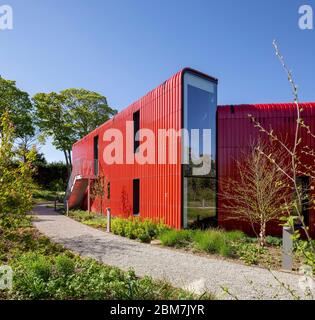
[72, 69, 190, 228]
[217, 102, 315, 237]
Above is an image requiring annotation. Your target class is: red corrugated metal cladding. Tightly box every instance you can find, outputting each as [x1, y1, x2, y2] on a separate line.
[72, 68, 216, 229]
[217, 103, 315, 238]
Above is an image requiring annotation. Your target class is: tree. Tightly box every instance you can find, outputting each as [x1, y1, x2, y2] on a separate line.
[90, 170, 109, 215]
[33, 92, 75, 176]
[62, 89, 117, 138]
[0, 76, 35, 145]
[249, 41, 315, 266]
[221, 141, 291, 246]
[33, 89, 117, 176]
[0, 111, 36, 228]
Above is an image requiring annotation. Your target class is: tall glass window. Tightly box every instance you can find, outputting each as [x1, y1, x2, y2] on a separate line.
[183, 72, 217, 228]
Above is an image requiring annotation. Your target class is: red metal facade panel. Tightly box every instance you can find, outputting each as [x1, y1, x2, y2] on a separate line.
[72, 70, 184, 228]
[217, 102, 315, 237]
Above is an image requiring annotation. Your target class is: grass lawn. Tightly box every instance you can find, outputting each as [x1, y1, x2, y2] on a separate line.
[67, 210, 108, 229]
[33, 189, 65, 203]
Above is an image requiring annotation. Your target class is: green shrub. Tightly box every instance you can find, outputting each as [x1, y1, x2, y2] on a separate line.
[69, 210, 108, 229]
[13, 252, 53, 299]
[21, 253, 53, 281]
[70, 210, 169, 243]
[124, 218, 139, 239]
[69, 210, 95, 222]
[224, 230, 246, 242]
[111, 217, 168, 243]
[266, 236, 282, 247]
[233, 242, 267, 265]
[55, 255, 75, 276]
[2, 208, 208, 300]
[193, 230, 232, 257]
[159, 230, 193, 248]
[12, 252, 203, 300]
[111, 218, 128, 237]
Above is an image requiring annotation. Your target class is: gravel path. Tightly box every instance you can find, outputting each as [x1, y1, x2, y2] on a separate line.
[32, 204, 313, 300]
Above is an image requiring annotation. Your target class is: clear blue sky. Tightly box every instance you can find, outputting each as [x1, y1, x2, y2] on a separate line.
[0, 0, 314, 162]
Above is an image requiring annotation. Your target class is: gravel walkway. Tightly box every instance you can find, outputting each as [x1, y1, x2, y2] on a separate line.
[32, 204, 313, 300]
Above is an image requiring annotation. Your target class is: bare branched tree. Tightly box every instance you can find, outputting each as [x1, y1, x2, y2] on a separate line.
[221, 140, 291, 246]
[248, 41, 315, 264]
[90, 169, 109, 215]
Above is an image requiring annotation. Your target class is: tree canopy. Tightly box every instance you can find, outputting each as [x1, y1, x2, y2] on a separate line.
[62, 88, 117, 138]
[0, 76, 34, 140]
[33, 88, 117, 174]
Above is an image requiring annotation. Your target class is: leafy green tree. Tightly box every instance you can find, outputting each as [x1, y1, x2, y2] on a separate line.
[0, 111, 36, 228]
[62, 89, 117, 137]
[33, 89, 117, 176]
[33, 92, 75, 175]
[0, 76, 35, 150]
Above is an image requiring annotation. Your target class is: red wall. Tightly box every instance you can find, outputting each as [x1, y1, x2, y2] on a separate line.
[72, 69, 186, 228]
[217, 103, 315, 237]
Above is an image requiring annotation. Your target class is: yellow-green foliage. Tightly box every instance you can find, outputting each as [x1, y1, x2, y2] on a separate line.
[159, 228, 246, 258]
[0, 112, 36, 228]
[159, 230, 194, 248]
[193, 230, 232, 257]
[111, 217, 169, 243]
[1, 218, 208, 300]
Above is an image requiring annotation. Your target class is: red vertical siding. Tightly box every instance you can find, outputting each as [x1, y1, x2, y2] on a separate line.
[217, 102, 315, 237]
[72, 68, 216, 229]
[73, 68, 217, 229]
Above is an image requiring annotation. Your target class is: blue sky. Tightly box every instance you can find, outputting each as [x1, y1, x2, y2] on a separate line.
[0, 0, 314, 162]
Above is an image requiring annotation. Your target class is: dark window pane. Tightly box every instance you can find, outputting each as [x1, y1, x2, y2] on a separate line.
[133, 179, 140, 215]
[107, 182, 110, 200]
[133, 110, 140, 153]
[187, 84, 216, 177]
[93, 135, 99, 175]
[186, 177, 216, 228]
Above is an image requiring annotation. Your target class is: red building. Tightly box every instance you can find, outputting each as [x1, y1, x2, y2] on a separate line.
[67, 68, 218, 229]
[65, 69, 315, 237]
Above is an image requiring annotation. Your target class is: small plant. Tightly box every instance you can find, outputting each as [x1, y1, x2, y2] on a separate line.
[18, 252, 53, 281]
[224, 230, 246, 243]
[193, 230, 232, 257]
[232, 242, 267, 265]
[55, 255, 75, 276]
[265, 236, 282, 247]
[111, 218, 128, 237]
[110, 217, 168, 243]
[159, 230, 194, 248]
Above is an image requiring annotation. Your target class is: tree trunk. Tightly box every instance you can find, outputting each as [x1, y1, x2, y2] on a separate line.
[259, 220, 266, 247]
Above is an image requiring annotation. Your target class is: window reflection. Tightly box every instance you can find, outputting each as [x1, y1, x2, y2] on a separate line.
[183, 73, 217, 228]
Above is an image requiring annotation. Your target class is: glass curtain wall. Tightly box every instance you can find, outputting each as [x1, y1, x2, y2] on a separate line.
[183, 72, 217, 228]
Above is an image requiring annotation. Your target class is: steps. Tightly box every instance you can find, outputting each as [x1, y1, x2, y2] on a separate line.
[67, 176, 89, 209]
[64, 159, 98, 210]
